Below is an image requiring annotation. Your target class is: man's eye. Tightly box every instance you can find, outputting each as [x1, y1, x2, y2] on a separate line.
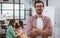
[36, 6, 43, 7]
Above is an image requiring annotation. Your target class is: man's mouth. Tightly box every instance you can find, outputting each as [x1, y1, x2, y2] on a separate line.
[37, 10, 42, 14]
[38, 9, 42, 11]
[37, 10, 42, 12]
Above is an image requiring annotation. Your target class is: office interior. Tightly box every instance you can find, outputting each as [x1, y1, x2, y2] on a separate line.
[0, 0, 60, 38]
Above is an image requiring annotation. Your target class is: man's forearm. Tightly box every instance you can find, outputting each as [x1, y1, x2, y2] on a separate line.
[30, 32, 37, 38]
[39, 30, 48, 36]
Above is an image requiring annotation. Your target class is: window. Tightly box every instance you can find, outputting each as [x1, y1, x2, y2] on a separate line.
[20, 4, 25, 19]
[15, 4, 25, 20]
[2, 4, 13, 19]
[1, 3, 25, 20]
[0, 4, 1, 14]
[2, 4, 13, 9]
[20, 4, 24, 10]
[15, 0, 19, 3]
[15, 4, 19, 9]
[0, 4, 1, 9]
[15, 4, 19, 19]
[15, 11, 19, 19]
[20, 11, 25, 19]
[2, 10, 13, 19]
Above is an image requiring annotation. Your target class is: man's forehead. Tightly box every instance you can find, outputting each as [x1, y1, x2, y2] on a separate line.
[36, 3, 43, 5]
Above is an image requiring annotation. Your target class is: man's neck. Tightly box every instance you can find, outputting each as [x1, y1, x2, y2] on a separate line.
[37, 14, 42, 18]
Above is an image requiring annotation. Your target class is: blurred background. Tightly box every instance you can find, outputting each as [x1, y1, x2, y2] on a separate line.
[0, 0, 60, 38]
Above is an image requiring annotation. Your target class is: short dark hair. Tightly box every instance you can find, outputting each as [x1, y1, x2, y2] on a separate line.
[34, 0, 44, 7]
[9, 19, 15, 27]
[19, 20, 23, 28]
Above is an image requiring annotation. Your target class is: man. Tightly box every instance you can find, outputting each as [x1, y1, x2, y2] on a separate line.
[26, 1, 52, 38]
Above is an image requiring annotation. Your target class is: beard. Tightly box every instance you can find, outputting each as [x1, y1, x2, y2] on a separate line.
[36, 9, 43, 14]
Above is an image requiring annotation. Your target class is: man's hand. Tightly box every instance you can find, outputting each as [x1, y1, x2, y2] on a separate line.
[31, 28, 40, 36]
[31, 28, 48, 36]
[38, 29, 48, 36]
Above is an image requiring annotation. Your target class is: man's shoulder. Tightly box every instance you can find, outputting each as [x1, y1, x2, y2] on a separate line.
[28, 15, 35, 19]
[43, 16, 51, 20]
[28, 15, 36, 21]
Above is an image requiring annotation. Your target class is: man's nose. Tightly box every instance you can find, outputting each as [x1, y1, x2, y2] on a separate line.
[38, 7, 41, 9]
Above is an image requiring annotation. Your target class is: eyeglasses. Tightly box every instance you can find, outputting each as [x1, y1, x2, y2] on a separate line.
[35, 5, 44, 8]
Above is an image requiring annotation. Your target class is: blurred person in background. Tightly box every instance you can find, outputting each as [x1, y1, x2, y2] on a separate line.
[6, 19, 20, 38]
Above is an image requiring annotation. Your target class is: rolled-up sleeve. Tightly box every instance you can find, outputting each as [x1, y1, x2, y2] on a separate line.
[25, 17, 33, 36]
[44, 17, 52, 36]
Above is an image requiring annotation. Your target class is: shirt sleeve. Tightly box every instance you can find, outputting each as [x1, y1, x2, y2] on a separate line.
[6, 26, 17, 38]
[6, 28, 12, 38]
[25, 17, 33, 36]
[44, 17, 52, 36]
[9, 26, 17, 37]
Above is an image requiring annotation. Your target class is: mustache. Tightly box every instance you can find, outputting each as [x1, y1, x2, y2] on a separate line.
[37, 9, 42, 11]
[38, 9, 41, 10]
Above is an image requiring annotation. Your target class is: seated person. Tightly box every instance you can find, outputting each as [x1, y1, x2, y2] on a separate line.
[14, 20, 28, 38]
[6, 19, 20, 38]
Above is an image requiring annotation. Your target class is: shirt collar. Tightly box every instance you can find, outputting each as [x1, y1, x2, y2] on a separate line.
[34, 14, 44, 20]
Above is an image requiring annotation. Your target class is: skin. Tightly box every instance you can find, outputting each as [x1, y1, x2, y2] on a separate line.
[35, 3, 44, 15]
[14, 22, 24, 37]
[14, 22, 16, 27]
[17, 22, 20, 26]
[14, 22, 22, 37]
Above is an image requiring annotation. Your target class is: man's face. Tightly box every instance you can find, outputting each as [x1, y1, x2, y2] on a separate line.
[35, 3, 44, 14]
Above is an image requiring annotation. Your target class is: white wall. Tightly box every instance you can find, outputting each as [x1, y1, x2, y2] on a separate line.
[48, 0, 60, 38]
